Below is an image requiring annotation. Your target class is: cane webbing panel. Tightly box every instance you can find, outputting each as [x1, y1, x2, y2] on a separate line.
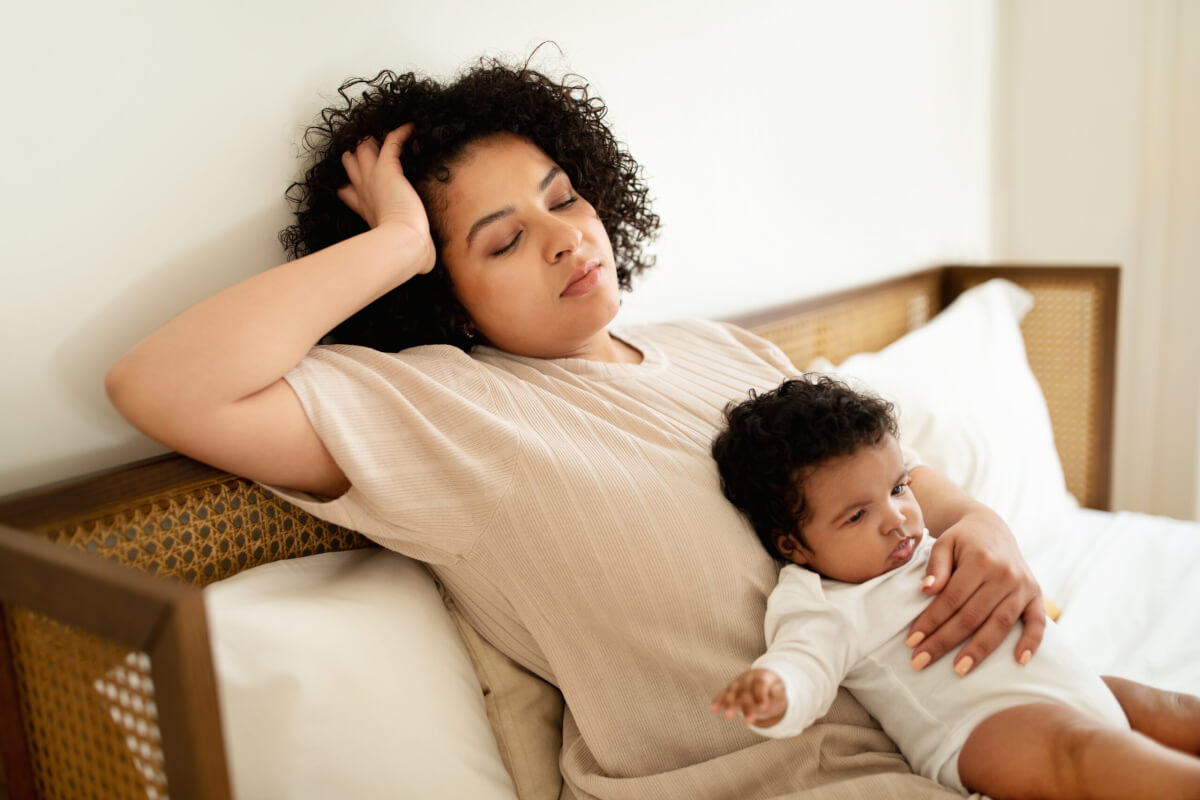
[744, 271, 943, 368]
[5, 607, 159, 799]
[33, 477, 370, 587]
[1015, 284, 1106, 509]
[3, 470, 371, 799]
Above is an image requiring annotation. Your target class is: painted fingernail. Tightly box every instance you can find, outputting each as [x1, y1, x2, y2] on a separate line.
[922, 575, 936, 589]
[1019, 650, 1032, 666]
[910, 652, 931, 671]
[905, 631, 925, 648]
[954, 656, 974, 677]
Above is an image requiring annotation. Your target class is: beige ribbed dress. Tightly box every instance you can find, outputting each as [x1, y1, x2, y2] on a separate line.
[268, 319, 960, 800]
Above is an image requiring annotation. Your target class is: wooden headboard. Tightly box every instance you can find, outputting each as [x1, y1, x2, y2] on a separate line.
[0, 264, 1117, 800]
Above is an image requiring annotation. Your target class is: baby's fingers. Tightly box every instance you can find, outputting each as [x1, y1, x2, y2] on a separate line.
[711, 681, 752, 721]
[743, 679, 781, 723]
[709, 685, 740, 719]
[752, 675, 775, 707]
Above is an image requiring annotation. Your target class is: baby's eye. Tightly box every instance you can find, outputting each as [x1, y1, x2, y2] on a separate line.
[891, 483, 907, 497]
[846, 509, 865, 524]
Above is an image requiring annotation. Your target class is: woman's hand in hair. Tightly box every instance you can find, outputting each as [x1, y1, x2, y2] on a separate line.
[338, 123, 436, 274]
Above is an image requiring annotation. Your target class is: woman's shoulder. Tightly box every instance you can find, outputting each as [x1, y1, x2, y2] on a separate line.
[623, 318, 763, 349]
[296, 342, 490, 390]
[303, 341, 478, 371]
[285, 342, 506, 432]
[623, 318, 796, 374]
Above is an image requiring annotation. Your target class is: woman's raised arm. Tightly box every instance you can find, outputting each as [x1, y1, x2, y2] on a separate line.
[106, 126, 433, 496]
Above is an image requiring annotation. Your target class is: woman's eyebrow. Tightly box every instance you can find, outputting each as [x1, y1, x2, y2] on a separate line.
[465, 207, 513, 246]
[464, 166, 563, 246]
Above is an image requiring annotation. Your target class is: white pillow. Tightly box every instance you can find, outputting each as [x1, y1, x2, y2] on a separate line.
[806, 278, 1076, 556]
[204, 548, 518, 800]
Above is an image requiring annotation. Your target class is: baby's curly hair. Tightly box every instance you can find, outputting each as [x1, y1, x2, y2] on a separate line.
[711, 376, 898, 560]
[279, 57, 661, 352]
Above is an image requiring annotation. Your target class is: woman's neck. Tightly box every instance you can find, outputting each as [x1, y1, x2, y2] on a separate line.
[564, 330, 644, 364]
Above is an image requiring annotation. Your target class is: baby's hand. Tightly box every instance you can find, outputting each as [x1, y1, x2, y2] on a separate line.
[709, 668, 787, 727]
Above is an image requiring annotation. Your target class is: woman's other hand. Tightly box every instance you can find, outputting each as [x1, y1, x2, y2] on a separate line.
[710, 668, 788, 728]
[106, 124, 442, 497]
[907, 467, 1046, 677]
[338, 124, 435, 275]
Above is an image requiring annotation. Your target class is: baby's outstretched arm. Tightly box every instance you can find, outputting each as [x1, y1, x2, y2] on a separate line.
[710, 668, 788, 727]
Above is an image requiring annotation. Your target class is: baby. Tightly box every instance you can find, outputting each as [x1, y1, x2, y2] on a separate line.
[709, 376, 1200, 799]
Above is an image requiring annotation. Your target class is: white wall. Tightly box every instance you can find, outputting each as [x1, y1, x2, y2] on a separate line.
[992, 0, 1200, 520]
[0, 1, 994, 496]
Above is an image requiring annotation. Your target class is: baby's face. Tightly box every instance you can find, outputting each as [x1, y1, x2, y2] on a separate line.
[779, 435, 925, 583]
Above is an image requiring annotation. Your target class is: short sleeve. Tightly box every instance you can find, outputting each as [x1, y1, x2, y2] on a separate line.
[262, 344, 520, 564]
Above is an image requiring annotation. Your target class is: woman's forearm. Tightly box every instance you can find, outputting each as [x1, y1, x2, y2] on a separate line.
[908, 465, 1001, 536]
[106, 224, 431, 438]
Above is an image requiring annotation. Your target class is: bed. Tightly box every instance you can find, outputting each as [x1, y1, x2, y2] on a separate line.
[1, 264, 1196, 799]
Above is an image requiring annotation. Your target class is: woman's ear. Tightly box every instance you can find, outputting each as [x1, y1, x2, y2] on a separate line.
[776, 533, 809, 565]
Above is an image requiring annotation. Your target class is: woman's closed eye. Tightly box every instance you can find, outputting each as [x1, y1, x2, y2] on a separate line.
[489, 195, 579, 257]
[552, 194, 578, 210]
[491, 232, 521, 257]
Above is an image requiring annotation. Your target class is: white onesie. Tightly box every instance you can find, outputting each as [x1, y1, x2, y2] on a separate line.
[750, 535, 1129, 793]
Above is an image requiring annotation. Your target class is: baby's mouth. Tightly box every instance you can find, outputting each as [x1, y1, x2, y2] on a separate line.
[890, 536, 917, 562]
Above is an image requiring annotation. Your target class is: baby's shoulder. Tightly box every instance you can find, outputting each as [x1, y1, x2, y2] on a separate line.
[768, 564, 828, 605]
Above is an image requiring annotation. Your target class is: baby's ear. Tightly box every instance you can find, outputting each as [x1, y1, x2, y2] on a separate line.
[776, 533, 808, 565]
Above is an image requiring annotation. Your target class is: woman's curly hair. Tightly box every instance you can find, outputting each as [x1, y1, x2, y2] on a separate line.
[279, 57, 661, 352]
[711, 376, 898, 561]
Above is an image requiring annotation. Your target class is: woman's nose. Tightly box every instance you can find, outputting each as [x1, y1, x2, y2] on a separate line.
[543, 216, 583, 262]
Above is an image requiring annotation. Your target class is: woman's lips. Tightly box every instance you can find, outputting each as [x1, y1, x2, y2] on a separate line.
[561, 260, 602, 297]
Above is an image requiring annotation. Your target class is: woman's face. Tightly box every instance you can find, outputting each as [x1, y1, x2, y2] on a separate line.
[436, 134, 622, 359]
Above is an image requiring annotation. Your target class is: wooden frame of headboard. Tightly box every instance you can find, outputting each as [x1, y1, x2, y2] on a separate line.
[0, 264, 1117, 800]
[0, 521, 230, 800]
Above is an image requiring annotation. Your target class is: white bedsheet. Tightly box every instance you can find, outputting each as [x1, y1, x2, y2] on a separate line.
[1023, 507, 1200, 696]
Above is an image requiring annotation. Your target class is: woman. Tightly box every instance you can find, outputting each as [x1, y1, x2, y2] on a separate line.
[106, 59, 1046, 799]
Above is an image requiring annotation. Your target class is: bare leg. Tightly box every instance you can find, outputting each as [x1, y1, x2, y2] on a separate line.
[957, 702, 1200, 799]
[1103, 674, 1200, 755]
